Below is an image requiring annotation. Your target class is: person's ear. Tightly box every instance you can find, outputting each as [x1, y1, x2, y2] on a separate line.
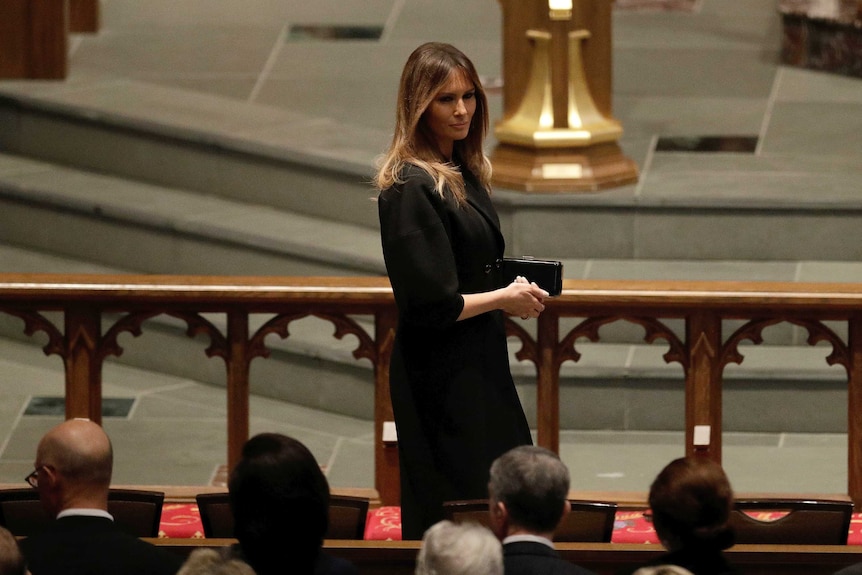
[40, 465, 60, 489]
[562, 499, 571, 516]
[493, 500, 506, 518]
[489, 500, 508, 538]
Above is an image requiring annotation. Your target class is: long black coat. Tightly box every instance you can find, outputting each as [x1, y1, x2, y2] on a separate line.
[378, 163, 532, 540]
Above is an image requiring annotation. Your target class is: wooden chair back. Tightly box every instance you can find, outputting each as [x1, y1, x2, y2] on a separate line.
[196, 492, 369, 540]
[556, 500, 618, 542]
[328, 494, 369, 540]
[441, 499, 493, 529]
[107, 488, 165, 537]
[0, 488, 51, 535]
[730, 498, 853, 545]
[443, 498, 618, 542]
[0, 487, 164, 537]
[195, 492, 233, 538]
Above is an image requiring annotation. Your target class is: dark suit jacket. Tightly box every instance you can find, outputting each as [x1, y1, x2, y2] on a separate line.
[378, 164, 532, 539]
[504, 540, 598, 575]
[20, 515, 182, 575]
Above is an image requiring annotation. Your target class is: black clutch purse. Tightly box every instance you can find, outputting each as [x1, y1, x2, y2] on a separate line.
[499, 257, 563, 297]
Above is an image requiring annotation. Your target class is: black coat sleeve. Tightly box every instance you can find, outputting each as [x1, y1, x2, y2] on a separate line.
[378, 168, 465, 328]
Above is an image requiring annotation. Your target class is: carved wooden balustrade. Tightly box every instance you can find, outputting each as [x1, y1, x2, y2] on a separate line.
[2, 274, 862, 508]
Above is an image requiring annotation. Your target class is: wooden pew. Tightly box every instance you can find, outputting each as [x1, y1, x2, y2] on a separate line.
[64, 484, 380, 506]
[149, 539, 862, 575]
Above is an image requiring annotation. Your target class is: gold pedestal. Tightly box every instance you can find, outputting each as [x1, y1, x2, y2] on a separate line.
[491, 24, 638, 193]
[494, 29, 624, 149]
[491, 143, 639, 193]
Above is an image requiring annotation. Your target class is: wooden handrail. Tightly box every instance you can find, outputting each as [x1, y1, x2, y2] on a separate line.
[2, 274, 861, 508]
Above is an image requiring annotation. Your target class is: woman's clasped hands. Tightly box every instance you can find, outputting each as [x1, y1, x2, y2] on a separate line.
[504, 276, 548, 320]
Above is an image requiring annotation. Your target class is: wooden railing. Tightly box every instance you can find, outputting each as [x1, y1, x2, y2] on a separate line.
[2, 274, 862, 508]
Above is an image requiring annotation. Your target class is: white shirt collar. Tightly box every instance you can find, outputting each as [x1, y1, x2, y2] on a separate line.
[56, 508, 114, 521]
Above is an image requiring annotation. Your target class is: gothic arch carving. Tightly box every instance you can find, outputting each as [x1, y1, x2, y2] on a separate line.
[1, 309, 65, 357]
[100, 311, 162, 361]
[720, 317, 850, 375]
[504, 318, 539, 366]
[559, 315, 687, 368]
[249, 312, 376, 364]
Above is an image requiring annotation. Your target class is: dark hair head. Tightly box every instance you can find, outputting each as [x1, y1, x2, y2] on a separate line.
[376, 42, 493, 201]
[488, 446, 570, 533]
[396, 41, 488, 160]
[228, 433, 330, 575]
[648, 457, 735, 551]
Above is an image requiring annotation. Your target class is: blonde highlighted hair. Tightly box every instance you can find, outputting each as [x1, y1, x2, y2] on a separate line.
[375, 42, 492, 204]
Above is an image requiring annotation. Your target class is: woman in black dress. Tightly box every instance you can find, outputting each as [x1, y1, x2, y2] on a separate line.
[375, 42, 548, 539]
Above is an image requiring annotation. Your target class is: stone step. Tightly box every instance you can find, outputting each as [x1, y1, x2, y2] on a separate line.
[0, 81, 384, 231]
[4, 82, 862, 262]
[0, 151, 385, 276]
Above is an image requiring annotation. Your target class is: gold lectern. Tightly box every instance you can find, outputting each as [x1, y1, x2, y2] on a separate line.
[492, 0, 639, 192]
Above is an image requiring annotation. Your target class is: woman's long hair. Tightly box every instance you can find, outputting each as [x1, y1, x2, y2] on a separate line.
[375, 42, 492, 204]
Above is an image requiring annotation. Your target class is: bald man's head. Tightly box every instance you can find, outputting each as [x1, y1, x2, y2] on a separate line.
[35, 419, 113, 513]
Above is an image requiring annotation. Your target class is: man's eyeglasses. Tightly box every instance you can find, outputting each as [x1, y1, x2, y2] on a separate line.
[25, 466, 44, 488]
